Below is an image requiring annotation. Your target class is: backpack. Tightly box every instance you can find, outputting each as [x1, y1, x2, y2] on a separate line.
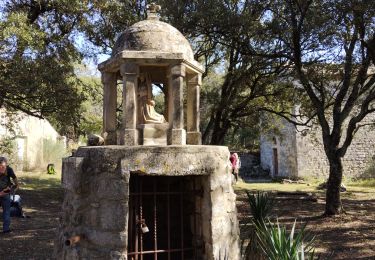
[47, 164, 56, 175]
[10, 194, 25, 218]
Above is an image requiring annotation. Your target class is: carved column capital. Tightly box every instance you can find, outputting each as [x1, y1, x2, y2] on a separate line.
[187, 74, 202, 86]
[101, 72, 117, 85]
[170, 64, 186, 78]
[120, 63, 139, 77]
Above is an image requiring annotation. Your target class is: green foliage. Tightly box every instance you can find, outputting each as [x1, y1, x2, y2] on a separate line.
[242, 192, 317, 260]
[346, 178, 375, 188]
[0, 137, 16, 162]
[246, 191, 274, 227]
[0, 0, 298, 147]
[256, 220, 316, 260]
[0, 1, 90, 138]
[242, 192, 274, 260]
[77, 74, 103, 136]
[254, 0, 375, 215]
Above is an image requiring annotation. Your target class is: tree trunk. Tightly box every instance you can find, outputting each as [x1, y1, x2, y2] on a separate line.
[325, 153, 344, 215]
[210, 119, 231, 145]
[210, 127, 227, 145]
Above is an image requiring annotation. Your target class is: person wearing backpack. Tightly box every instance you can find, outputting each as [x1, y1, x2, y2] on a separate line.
[0, 157, 19, 233]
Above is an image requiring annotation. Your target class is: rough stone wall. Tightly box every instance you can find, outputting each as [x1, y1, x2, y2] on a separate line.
[261, 113, 375, 179]
[296, 114, 375, 178]
[55, 146, 240, 260]
[201, 150, 240, 260]
[295, 126, 329, 178]
[260, 118, 298, 178]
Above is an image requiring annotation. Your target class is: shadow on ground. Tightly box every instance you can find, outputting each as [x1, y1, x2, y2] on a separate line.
[236, 187, 375, 260]
[0, 175, 63, 260]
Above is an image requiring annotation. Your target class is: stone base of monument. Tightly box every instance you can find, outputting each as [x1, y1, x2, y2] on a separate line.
[138, 123, 168, 145]
[54, 145, 240, 260]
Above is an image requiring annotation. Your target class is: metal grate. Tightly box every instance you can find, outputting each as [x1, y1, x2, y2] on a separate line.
[128, 175, 203, 260]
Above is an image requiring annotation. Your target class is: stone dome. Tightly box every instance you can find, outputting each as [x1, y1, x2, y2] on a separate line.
[112, 19, 195, 61]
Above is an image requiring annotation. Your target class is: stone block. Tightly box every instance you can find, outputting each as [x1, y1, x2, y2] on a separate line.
[119, 145, 229, 176]
[86, 230, 128, 248]
[90, 177, 128, 200]
[138, 123, 168, 145]
[110, 251, 127, 260]
[104, 131, 117, 145]
[99, 202, 128, 231]
[170, 128, 186, 145]
[62, 157, 84, 193]
[170, 63, 186, 77]
[122, 129, 139, 146]
[187, 131, 202, 145]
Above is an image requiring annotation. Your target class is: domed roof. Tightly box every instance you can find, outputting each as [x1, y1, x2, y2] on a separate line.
[112, 19, 195, 61]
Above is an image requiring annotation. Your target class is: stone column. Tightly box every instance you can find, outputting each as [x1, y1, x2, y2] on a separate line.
[102, 72, 117, 145]
[168, 64, 186, 145]
[120, 63, 139, 146]
[187, 73, 202, 145]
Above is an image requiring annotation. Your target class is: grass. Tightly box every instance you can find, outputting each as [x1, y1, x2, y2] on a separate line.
[234, 179, 375, 193]
[236, 178, 375, 200]
[17, 170, 62, 191]
[236, 182, 319, 193]
[346, 178, 375, 188]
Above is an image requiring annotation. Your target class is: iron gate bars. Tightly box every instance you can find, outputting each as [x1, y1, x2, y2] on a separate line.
[128, 175, 202, 260]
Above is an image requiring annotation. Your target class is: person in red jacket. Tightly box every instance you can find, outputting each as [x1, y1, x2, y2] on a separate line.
[230, 153, 240, 183]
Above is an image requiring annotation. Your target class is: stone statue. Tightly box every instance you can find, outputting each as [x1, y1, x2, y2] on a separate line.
[138, 73, 167, 124]
[142, 99, 167, 124]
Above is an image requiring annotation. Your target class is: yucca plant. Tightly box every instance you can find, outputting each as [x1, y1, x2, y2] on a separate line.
[241, 191, 274, 260]
[256, 219, 316, 260]
[246, 191, 274, 227]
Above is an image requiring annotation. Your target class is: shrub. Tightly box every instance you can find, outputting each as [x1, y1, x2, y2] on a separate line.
[0, 137, 23, 167]
[241, 192, 317, 260]
[256, 220, 316, 260]
[241, 192, 274, 260]
[246, 191, 274, 227]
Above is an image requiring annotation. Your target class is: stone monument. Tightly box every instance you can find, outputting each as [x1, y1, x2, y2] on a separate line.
[55, 3, 240, 260]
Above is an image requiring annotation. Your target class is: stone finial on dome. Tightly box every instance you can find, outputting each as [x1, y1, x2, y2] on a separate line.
[146, 3, 161, 20]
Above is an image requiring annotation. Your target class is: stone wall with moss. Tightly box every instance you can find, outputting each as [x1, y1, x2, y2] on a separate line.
[55, 145, 240, 260]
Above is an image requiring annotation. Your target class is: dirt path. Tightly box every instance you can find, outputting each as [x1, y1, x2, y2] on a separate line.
[236, 189, 375, 259]
[0, 174, 63, 260]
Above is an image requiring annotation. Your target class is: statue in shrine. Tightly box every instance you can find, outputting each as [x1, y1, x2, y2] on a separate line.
[142, 99, 167, 124]
[138, 74, 167, 124]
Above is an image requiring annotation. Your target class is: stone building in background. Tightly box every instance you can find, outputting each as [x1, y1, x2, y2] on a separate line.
[260, 113, 375, 179]
[0, 109, 65, 171]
